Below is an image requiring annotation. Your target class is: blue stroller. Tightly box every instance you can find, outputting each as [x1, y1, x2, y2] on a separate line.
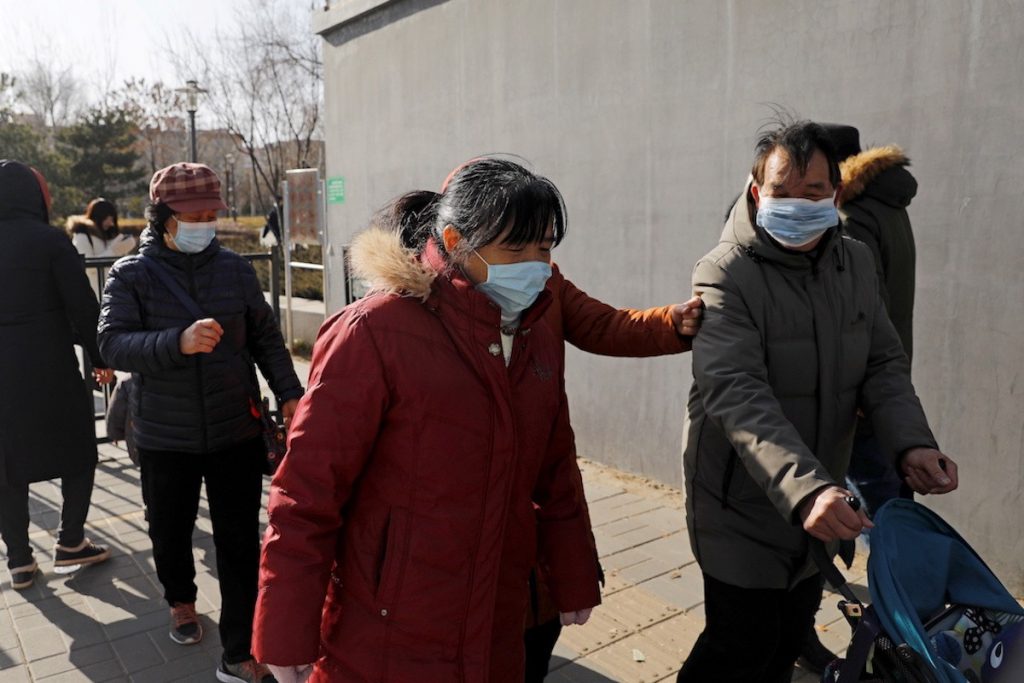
[815, 499, 1024, 682]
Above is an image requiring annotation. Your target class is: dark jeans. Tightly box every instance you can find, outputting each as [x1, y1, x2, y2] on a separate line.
[846, 423, 912, 518]
[524, 617, 563, 682]
[676, 572, 822, 683]
[0, 468, 96, 569]
[139, 438, 264, 664]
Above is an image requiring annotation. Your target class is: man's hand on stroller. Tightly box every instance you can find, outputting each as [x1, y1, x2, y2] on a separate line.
[900, 448, 958, 495]
[799, 486, 874, 542]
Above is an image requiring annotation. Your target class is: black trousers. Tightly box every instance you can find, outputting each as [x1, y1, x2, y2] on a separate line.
[676, 572, 822, 683]
[524, 617, 563, 682]
[0, 468, 96, 569]
[139, 438, 264, 664]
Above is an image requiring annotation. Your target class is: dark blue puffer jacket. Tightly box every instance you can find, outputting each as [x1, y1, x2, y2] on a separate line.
[98, 228, 303, 453]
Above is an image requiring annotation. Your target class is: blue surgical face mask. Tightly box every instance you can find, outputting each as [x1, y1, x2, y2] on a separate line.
[172, 219, 217, 253]
[472, 250, 552, 319]
[756, 195, 839, 248]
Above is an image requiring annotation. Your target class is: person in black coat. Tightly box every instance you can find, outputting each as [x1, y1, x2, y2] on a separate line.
[0, 160, 114, 591]
[97, 162, 302, 683]
[259, 196, 282, 248]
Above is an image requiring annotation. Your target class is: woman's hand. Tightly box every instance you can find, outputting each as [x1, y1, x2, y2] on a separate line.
[93, 368, 115, 385]
[179, 318, 224, 355]
[281, 398, 300, 430]
[559, 608, 593, 626]
[266, 664, 313, 683]
[670, 296, 703, 337]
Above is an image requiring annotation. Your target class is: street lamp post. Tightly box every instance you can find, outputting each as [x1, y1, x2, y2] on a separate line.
[176, 80, 207, 163]
[225, 153, 237, 220]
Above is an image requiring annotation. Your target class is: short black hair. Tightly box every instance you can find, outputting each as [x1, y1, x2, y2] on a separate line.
[752, 119, 841, 188]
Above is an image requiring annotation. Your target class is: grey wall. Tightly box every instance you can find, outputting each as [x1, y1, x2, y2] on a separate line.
[316, 0, 1024, 591]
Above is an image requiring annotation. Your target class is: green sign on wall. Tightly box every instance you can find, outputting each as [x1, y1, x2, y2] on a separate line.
[327, 176, 346, 204]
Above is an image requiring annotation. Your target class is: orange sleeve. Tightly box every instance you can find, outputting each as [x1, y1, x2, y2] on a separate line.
[554, 266, 691, 357]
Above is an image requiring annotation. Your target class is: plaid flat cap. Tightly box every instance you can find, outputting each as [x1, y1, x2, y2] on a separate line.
[149, 163, 228, 212]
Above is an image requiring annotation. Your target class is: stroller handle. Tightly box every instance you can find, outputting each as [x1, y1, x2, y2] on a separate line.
[809, 539, 862, 606]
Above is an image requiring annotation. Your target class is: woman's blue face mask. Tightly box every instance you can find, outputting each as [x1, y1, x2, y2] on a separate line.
[172, 219, 217, 253]
[756, 194, 839, 248]
[472, 249, 552, 319]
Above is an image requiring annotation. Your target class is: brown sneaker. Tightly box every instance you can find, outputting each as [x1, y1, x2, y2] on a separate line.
[169, 602, 203, 645]
[216, 659, 276, 683]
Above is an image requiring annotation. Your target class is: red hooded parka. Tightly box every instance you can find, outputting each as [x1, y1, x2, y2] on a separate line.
[253, 228, 601, 682]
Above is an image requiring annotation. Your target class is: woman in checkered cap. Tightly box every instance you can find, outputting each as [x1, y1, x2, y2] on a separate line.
[97, 162, 304, 683]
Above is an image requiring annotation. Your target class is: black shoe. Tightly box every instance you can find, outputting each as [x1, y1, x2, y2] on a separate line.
[54, 539, 111, 567]
[10, 561, 37, 590]
[797, 629, 838, 675]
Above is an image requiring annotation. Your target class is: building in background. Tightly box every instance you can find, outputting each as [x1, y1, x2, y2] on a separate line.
[313, 0, 1024, 592]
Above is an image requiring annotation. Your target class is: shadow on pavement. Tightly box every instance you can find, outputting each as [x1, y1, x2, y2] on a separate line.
[546, 657, 621, 682]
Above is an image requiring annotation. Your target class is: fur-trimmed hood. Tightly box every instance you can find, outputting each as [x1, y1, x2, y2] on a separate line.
[349, 227, 438, 302]
[838, 145, 917, 208]
[65, 214, 108, 241]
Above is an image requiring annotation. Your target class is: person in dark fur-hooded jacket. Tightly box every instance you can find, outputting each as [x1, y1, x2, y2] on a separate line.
[837, 143, 917, 364]
[831, 131, 921, 513]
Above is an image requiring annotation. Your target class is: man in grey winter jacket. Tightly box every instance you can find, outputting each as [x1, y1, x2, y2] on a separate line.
[675, 121, 958, 683]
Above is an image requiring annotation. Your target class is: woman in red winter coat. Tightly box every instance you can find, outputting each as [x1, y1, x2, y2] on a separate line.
[254, 158, 602, 683]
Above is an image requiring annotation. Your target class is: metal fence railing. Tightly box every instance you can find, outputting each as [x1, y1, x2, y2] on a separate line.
[84, 252, 282, 444]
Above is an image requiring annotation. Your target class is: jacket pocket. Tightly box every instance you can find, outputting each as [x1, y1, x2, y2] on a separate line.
[375, 508, 409, 606]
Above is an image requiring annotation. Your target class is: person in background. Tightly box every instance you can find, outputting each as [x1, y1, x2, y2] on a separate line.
[0, 160, 113, 591]
[259, 196, 283, 248]
[253, 158, 603, 683]
[676, 120, 957, 682]
[97, 162, 303, 683]
[825, 123, 920, 516]
[66, 197, 137, 299]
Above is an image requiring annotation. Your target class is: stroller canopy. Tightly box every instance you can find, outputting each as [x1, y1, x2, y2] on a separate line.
[868, 499, 1024, 683]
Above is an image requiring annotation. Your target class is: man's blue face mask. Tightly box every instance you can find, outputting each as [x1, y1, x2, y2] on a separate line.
[472, 249, 552, 319]
[756, 194, 839, 248]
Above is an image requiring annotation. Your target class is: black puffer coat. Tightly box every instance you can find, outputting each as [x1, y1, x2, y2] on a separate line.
[97, 228, 302, 453]
[0, 160, 105, 487]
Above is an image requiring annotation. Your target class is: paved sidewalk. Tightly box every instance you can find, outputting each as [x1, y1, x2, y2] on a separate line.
[545, 459, 859, 683]
[0, 439, 860, 682]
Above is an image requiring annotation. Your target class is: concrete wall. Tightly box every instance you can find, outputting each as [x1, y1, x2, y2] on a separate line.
[315, 0, 1024, 591]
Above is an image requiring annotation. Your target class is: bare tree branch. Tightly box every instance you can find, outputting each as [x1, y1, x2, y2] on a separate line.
[163, 0, 323, 213]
